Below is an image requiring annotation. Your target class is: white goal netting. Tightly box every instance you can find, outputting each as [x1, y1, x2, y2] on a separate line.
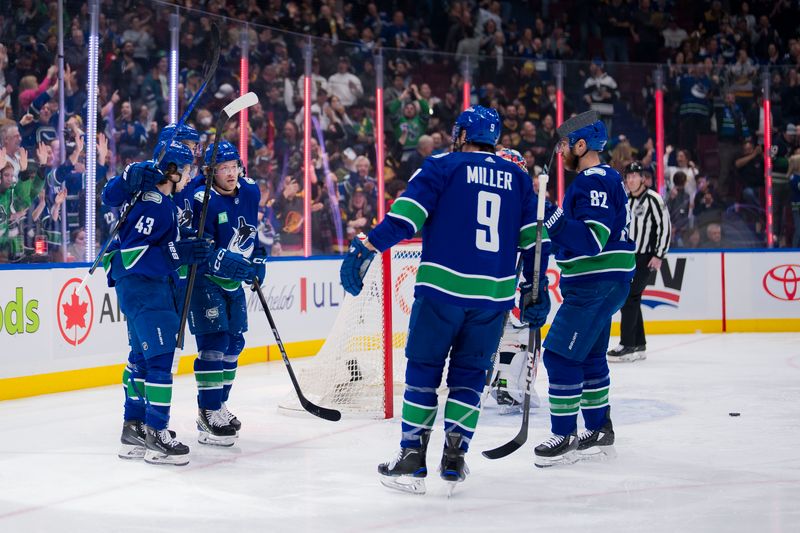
[278, 242, 422, 419]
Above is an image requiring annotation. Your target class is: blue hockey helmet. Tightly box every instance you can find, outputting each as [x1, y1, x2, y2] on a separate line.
[452, 105, 501, 147]
[158, 122, 200, 146]
[566, 120, 608, 152]
[157, 140, 195, 174]
[204, 140, 240, 167]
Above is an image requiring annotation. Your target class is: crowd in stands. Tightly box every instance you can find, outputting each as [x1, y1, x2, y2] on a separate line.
[1, 0, 799, 262]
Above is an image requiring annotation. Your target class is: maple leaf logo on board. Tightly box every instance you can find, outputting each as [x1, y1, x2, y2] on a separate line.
[56, 278, 94, 346]
[62, 291, 88, 329]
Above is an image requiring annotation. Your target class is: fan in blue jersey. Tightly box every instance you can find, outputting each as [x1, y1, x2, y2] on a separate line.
[187, 140, 264, 446]
[103, 140, 214, 466]
[531, 117, 635, 467]
[340, 106, 550, 495]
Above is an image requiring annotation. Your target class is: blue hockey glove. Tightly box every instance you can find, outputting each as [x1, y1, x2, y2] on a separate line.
[179, 225, 198, 239]
[520, 279, 550, 328]
[543, 204, 566, 236]
[340, 237, 376, 296]
[122, 161, 162, 195]
[209, 248, 252, 281]
[162, 237, 214, 270]
[246, 249, 267, 284]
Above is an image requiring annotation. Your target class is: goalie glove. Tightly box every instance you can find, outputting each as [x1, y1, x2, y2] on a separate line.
[209, 249, 252, 281]
[340, 236, 376, 296]
[162, 237, 214, 270]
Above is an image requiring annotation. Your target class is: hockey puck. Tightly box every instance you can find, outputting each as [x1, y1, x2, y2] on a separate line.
[729, 412, 741, 417]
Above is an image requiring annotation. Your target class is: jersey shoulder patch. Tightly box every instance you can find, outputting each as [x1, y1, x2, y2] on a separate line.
[243, 177, 256, 185]
[583, 166, 608, 177]
[194, 189, 206, 202]
[432, 152, 448, 159]
[142, 191, 163, 204]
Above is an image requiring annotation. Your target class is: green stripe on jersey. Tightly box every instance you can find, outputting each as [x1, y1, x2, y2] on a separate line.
[388, 197, 428, 232]
[402, 400, 437, 429]
[120, 245, 148, 269]
[444, 399, 480, 431]
[416, 263, 516, 302]
[556, 251, 635, 278]
[145, 382, 172, 405]
[207, 275, 243, 291]
[102, 250, 117, 273]
[519, 223, 550, 249]
[585, 221, 611, 249]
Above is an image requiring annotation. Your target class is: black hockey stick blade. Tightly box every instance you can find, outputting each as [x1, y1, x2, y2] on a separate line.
[482, 329, 541, 459]
[556, 110, 599, 138]
[252, 281, 341, 422]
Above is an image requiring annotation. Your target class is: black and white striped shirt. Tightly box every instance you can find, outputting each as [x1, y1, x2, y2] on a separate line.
[627, 188, 671, 258]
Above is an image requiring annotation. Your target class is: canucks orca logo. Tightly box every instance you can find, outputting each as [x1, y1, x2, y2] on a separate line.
[177, 199, 193, 228]
[227, 215, 256, 257]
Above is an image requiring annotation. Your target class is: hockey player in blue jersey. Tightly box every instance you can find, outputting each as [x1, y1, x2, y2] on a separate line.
[103, 141, 214, 466]
[188, 140, 265, 446]
[340, 106, 550, 494]
[532, 118, 635, 467]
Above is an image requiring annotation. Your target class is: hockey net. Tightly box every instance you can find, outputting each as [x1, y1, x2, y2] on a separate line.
[278, 241, 422, 419]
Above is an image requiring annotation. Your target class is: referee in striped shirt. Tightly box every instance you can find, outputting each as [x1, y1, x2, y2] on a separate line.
[608, 162, 671, 362]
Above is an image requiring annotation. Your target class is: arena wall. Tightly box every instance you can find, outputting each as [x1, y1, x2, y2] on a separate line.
[0, 250, 798, 400]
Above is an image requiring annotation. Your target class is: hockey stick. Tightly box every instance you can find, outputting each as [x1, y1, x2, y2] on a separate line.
[175, 91, 259, 350]
[481, 253, 524, 401]
[482, 173, 549, 460]
[77, 24, 221, 295]
[251, 279, 342, 422]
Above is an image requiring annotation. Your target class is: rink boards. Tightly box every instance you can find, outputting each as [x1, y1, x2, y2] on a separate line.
[0, 250, 798, 400]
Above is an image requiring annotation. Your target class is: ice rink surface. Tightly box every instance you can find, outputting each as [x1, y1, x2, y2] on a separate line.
[1, 332, 798, 533]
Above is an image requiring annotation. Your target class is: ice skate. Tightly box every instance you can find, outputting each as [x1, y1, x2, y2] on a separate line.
[119, 420, 176, 460]
[578, 408, 616, 461]
[118, 420, 146, 460]
[378, 431, 430, 495]
[607, 344, 646, 363]
[534, 432, 578, 468]
[439, 433, 469, 497]
[197, 408, 237, 447]
[143, 425, 189, 466]
[219, 403, 241, 434]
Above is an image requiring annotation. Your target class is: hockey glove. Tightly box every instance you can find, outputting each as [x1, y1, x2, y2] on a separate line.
[520, 279, 550, 328]
[162, 237, 214, 270]
[543, 204, 566, 236]
[209, 249, 252, 281]
[340, 237, 376, 296]
[179, 225, 198, 239]
[122, 161, 162, 195]
[246, 249, 268, 284]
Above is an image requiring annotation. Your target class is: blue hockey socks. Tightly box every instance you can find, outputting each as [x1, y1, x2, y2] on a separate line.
[400, 361, 444, 448]
[443, 362, 485, 451]
[194, 350, 224, 410]
[543, 349, 582, 436]
[144, 354, 174, 431]
[122, 351, 146, 421]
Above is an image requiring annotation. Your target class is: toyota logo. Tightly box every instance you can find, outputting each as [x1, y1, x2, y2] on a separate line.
[762, 264, 800, 301]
